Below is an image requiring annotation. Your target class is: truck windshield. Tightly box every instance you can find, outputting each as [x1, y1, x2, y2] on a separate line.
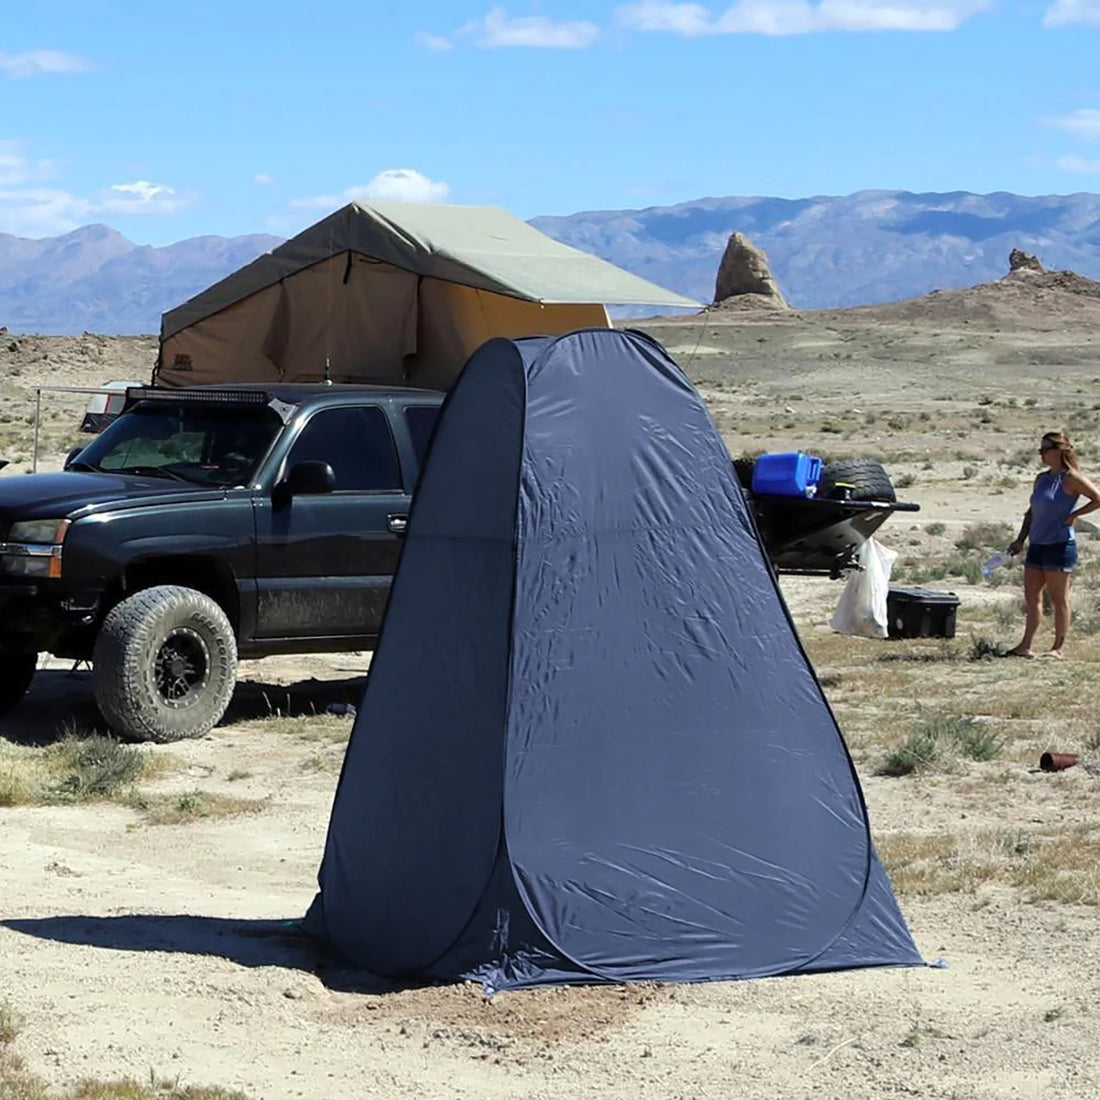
[73, 402, 283, 487]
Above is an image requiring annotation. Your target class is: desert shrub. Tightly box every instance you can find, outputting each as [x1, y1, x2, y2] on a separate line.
[49, 736, 144, 800]
[955, 721, 1005, 762]
[883, 713, 1001, 775]
[883, 726, 944, 776]
[961, 464, 979, 480]
[894, 472, 916, 488]
[916, 555, 982, 584]
[970, 636, 1003, 661]
[925, 522, 946, 536]
[955, 522, 1014, 553]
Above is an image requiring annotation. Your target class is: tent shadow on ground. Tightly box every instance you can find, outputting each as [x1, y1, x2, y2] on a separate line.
[0, 670, 368, 746]
[0, 914, 412, 994]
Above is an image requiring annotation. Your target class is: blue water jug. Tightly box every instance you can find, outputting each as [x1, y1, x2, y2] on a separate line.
[751, 452, 823, 497]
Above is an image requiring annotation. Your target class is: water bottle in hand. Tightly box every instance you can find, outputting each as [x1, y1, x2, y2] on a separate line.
[981, 551, 1009, 579]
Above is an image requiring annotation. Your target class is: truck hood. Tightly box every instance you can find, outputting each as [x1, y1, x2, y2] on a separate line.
[0, 471, 221, 529]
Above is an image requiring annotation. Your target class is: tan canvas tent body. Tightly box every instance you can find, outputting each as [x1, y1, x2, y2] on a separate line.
[155, 202, 699, 391]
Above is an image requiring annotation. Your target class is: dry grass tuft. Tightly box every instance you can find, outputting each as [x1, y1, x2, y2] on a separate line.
[0, 734, 162, 808]
[879, 825, 1100, 905]
[126, 790, 268, 826]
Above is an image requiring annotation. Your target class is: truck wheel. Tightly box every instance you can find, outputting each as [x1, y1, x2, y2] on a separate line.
[0, 651, 37, 714]
[818, 459, 896, 503]
[93, 585, 238, 743]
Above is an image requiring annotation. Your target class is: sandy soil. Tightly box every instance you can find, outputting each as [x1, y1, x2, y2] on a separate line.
[3, 278, 1100, 1098]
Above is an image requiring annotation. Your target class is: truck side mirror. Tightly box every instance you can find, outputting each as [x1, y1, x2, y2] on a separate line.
[64, 446, 84, 470]
[281, 460, 336, 498]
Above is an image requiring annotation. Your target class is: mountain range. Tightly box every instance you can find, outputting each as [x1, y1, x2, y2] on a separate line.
[2, 190, 1099, 335]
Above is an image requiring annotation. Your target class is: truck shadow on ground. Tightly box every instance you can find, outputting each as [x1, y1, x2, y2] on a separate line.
[0, 914, 410, 993]
[2, 668, 368, 746]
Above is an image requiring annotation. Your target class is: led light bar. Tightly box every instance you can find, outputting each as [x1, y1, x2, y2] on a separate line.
[124, 387, 275, 408]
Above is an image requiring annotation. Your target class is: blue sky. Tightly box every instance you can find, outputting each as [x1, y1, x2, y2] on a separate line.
[2, 1, 1099, 244]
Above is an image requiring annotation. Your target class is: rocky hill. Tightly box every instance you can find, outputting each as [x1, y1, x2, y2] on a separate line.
[0, 225, 282, 336]
[1, 190, 1099, 334]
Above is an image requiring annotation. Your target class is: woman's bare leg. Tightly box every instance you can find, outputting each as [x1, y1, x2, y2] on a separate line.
[1008, 568, 1045, 656]
[1045, 570, 1072, 657]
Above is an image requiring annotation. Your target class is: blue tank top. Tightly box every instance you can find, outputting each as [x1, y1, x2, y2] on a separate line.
[1030, 471, 1077, 546]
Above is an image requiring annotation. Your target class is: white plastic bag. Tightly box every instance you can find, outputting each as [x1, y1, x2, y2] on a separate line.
[829, 538, 898, 639]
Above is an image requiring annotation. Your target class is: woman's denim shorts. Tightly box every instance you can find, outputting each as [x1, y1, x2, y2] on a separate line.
[1025, 541, 1078, 573]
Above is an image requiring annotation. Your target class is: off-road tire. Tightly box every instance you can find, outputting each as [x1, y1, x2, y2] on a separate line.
[0, 651, 37, 714]
[818, 458, 896, 503]
[93, 585, 237, 743]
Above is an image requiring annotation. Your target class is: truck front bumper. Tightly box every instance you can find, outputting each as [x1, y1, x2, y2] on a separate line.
[0, 580, 102, 657]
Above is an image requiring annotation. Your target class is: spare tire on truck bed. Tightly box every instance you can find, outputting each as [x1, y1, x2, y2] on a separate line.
[731, 454, 914, 576]
[816, 458, 896, 503]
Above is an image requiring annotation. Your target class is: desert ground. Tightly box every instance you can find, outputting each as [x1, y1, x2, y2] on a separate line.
[3, 270, 1100, 1099]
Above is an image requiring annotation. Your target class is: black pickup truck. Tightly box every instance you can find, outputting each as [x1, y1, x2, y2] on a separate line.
[0, 384, 913, 742]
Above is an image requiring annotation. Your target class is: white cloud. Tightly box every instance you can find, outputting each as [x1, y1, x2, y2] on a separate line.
[617, 1, 713, 33]
[457, 6, 600, 47]
[1043, 0, 1100, 26]
[0, 142, 185, 235]
[416, 31, 454, 50]
[1057, 154, 1100, 173]
[616, 0, 989, 35]
[0, 49, 92, 78]
[0, 140, 55, 187]
[293, 169, 451, 209]
[100, 180, 181, 214]
[1045, 108, 1100, 142]
[254, 172, 274, 185]
[0, 188, 94, 236]
[358, 169, 451, 202]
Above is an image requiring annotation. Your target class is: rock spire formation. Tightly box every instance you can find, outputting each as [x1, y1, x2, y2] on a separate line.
[1008, 248, 1045, 275]
[712, 232, 789, 310]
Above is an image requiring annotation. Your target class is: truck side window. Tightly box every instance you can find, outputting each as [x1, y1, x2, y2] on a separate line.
[404, 405, 441, 467]
[287, 407, 401, 491]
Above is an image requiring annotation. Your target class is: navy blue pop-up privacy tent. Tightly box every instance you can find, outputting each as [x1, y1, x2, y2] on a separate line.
[304, 327, 923, 992]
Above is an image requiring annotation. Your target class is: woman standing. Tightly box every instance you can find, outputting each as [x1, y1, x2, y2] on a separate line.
[1007, 431, 1100, 658]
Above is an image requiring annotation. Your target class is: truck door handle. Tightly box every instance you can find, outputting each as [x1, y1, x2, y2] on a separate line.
[387, 514, 408, 536]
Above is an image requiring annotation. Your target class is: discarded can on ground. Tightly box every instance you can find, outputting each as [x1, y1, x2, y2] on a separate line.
[1039, 751, 1079, 772]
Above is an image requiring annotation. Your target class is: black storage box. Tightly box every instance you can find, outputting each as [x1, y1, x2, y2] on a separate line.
[886, 586, 960, 639]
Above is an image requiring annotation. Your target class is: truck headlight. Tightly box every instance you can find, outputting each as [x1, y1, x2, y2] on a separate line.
[9, 519, 71, 545]
[2, 518, 70, 578]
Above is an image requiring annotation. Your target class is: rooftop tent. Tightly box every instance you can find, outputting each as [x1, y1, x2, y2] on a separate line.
[303, 328, 923, 992]
[154, 202, 699, 391]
